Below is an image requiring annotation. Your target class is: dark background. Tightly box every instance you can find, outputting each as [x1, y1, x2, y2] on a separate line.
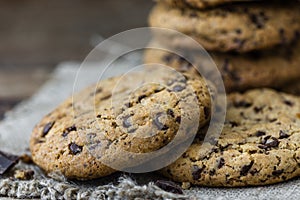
[0, 0, 154, 119]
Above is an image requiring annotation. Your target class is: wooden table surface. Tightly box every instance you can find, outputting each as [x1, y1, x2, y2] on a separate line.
[0, 0, 154, 120]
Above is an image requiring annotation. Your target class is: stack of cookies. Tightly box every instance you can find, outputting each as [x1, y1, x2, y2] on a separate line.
[146, 0, 300, 92]
[29, 0, 300, 190]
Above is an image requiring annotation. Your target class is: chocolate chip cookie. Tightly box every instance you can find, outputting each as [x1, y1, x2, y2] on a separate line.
[144, 41, 300, 92]
[157, 0, 252, 9]
[161, 89, 300, 187]
[30, 68, 213, 180]
[149, 2, 300, 52]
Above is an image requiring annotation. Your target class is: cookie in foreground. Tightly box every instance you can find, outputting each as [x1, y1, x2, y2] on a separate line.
[30, 68, 212, 180]
[161, 89, 300, 186]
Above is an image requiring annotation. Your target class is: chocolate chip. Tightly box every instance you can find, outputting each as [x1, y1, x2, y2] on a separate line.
[258, 144, 268, 149]
[235, 29, 242, 34]
[209, 169, 216, 176]
[175, 116, 181, 124]
[138, 95, 147, 102]
[42, 122, 55, 137]
[0, 151, 19, 175]
[66, 125, 77, 132]
[123, 115, 132, 128]
[167, 109, 175, 118]
[124, 102, 132, 108]
[253, 106, 263, 113]
[192, 165, 204, 180]
[217, 157, 225, 169]
[229, 121, 239, 127]
[250, 169, 258, 175]
[279, 130, 289, 139]
[272, 169, 283, 176]
[240, 161, 254, 176]
[249, 13, 265, 29]
[153, 113, 169, 130]
[262, 136, 279, 148]
[283, 100, 294, 107]
[154, 180, 183, 194]
[62, 132, 68, 137]
[172, 85, 185, 92]
[233, 101, 252, 108]
[261, 135, 271, 144]
[69, 143, 83, 155]
[62, 125, 77, 137]
[255, 131, 266, 137]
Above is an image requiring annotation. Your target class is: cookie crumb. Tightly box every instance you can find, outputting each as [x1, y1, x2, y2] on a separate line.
[14, 169, 34, 180]
[181, 182, 191, 189]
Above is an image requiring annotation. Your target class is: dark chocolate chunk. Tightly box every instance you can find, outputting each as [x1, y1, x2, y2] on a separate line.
[124, 102, 132, 108]
[192, 165, 204, 180]
[235, 29, 242, 34]
[249, 13, 265, 29]
[153, 113, 169, 130]
[123, 115, 132, 128]
[240, 161, 254, 176]
[167, 109, 175, 118]
[262, 136, 279, 148]
[250, 169, 258, 176]
[138, 95, 147, 102]
[255, 131, 266, 137]
[172, 85, 185, 92]
[217, 157, 225, 169]
[42, 122, 55, 137]
[0, 151, 19, 175]
[66, 125, 77, 132]
[261, 135, 271, 144]
[69, 143, 83, 155]
[279, 130, 289, 139]
[265, 137, 279, 147]
[258, 144, 268, 150]
[209, 169, 216, 176]
[62, 125, 77, 137]
[253, 106, 263, 113]
[155, 180, 183, 194]
[272, 169, 284, 176]
[62, 132, 69, 137]
[229, 121, 239, 127]
[175, 116, 181, 124]
[233, 101, 252, 108]
[283, 100, 294, 107]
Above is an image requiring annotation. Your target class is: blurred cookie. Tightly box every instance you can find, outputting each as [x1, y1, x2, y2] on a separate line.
[157, 0, 256, 9]
[144, 41, 300, 92]
[149, 2, 300, 52]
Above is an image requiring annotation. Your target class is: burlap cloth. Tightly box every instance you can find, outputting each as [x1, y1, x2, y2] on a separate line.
[1, 46, 300, 199]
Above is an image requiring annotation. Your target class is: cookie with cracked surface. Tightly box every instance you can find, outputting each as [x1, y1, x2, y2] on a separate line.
[30, 68, 213, 180]
[156, 0, 254, 9]
[149, 2, 300, 52]
[161, 89, 300, 187]
[144, 41, 300, 92]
